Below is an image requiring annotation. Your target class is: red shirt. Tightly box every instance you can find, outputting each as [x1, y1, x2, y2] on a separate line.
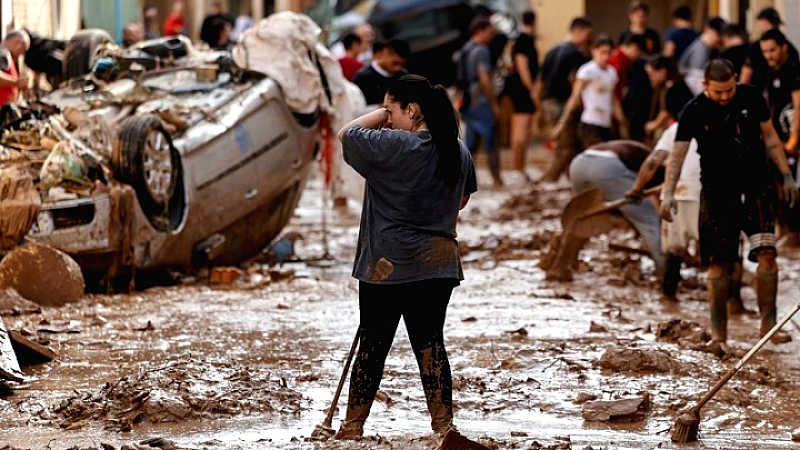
[608, 48, 633, 99]
[338, 56, 364, 81]
[163, 15, 186, 37]
[0, 49, 18, 106]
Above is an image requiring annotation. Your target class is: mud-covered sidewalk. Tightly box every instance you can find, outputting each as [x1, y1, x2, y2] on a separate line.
[2, 148, 800, 449]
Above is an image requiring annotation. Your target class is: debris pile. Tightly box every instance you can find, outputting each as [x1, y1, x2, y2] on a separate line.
[656, 319, 726, 357]
[46, 358, 304, 431]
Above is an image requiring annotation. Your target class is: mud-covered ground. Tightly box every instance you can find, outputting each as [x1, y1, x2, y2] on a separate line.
[2, 146, 800, 449]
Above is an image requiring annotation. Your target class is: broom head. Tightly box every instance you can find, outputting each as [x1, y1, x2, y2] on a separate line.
[671, 410, 701, 443]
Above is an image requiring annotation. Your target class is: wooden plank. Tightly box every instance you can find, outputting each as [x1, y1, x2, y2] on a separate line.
[9, 330, 56, 365]
[0, 317, 24, 382]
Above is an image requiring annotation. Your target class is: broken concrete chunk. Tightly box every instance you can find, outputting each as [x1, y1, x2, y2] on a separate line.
[9, 330, 56, 365]
[598, 348, 680, 374]
[0, 244, 85, 307]
[210, 267, 243, 285]
[582, 394, 650, 422]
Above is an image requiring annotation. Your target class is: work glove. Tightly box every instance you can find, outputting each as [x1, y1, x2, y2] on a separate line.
[783, 173, 799, 208]
[660, 191, 677, 222]
[625, 187, 645, 203]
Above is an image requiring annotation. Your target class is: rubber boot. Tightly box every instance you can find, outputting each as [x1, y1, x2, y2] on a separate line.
[333, 329, 386, 440]
[754, 270, 792, 344]
[661, 254, 682, 302]
[488, 152, 504, 187]
[727, 261, 753, 315]
[707, 274, 730, 343]
[415, 342, 454, 435]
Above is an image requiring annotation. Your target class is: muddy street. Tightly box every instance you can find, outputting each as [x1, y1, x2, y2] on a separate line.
[2, 148, 800, 449]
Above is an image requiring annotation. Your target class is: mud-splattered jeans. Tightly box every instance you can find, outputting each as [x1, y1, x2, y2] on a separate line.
[343, 278, 458, 433]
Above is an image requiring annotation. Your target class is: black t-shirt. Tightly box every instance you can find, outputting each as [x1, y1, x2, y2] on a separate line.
[721, 44, 749, 76]
[766, 56, 800, 142]
[676, 84, 771, 190]
[666, 80, 694, 119]
[746, 39, 800, 92]
[512, 32, 539, 80]
[540, 41, 588, 102]
[620, 28, 661, 55]
[353, 65, 407, 105]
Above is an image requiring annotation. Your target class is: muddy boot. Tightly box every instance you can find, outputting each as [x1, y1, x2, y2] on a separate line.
[334, 330, 386, 440]
[754, 270, 792, 344]
[661, 254, 682, 302]
[727, 261, 754, 316]
[415, 341, 454, 435]
[707, 274, 730, 343]
[488, 152, 504, 187]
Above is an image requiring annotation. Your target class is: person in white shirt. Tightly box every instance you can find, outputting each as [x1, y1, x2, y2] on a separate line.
[552, 35, 628, 149]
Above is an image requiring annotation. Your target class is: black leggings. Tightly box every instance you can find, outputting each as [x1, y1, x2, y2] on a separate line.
[347, 278, 457, 419]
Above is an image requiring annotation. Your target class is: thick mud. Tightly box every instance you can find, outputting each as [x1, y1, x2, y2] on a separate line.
[2, 147, 800, 449]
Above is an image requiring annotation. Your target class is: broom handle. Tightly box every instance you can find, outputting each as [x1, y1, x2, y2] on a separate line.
[694, 299, 800, 410]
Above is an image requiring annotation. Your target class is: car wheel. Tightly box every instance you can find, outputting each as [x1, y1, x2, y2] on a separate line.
[62, 29, 113, 81]
[114, 115, 181, 217]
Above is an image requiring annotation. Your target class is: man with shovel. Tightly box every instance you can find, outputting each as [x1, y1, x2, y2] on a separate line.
[659, 58, 798, 344]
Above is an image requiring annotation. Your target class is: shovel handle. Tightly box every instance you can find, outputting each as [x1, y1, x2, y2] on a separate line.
[579, 185, 662, 220]
[693, 299, 800, 411]
[322, 327, 360, 426]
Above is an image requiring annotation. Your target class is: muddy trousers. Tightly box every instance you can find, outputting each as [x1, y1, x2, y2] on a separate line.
[336, 279, 457, 438]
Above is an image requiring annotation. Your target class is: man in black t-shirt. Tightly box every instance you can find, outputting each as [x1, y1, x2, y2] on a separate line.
[538, 17, 592, 182]
[761, 29, 800, 245]
[741, 7, 799, 92]
[619, 1, 660, 55]
[662, 59, 799, 344]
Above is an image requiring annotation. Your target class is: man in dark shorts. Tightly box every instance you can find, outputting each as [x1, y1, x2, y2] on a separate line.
[661, 58, 799, 344]
[503, 10, 539, 180]
[538, 17, 592, 182]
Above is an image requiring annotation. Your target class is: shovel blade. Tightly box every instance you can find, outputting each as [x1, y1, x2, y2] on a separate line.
[438, 429, 491, 450]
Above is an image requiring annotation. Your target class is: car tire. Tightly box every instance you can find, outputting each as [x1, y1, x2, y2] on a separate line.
[62, 29, 113, 81]
[114, 115, 181, 218]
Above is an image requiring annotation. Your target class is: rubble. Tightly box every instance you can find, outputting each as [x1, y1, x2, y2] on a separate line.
[8, 330, 56, 365]
[597, 348, 681, 374]
[581, 394, 650, 422]
[45, 358, 304, 431]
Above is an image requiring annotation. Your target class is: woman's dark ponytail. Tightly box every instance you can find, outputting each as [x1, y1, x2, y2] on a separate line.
[425, 85, 461, 187]
[387, 75, 462, 188]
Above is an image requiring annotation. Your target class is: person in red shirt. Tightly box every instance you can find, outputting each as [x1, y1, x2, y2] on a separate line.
[338, 33, 365, 81]
[163, 0, 187, 37]
[608, 34, 645, 100]
[0, 30, 30, 108]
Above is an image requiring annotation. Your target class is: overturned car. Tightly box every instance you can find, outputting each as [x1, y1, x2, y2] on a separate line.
[3, 13, 350, 291]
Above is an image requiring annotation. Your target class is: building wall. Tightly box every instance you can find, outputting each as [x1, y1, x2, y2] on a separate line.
[530, 0, 583, 56]
[13, 0, 53, 35]
[81, 0, 139, 42]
